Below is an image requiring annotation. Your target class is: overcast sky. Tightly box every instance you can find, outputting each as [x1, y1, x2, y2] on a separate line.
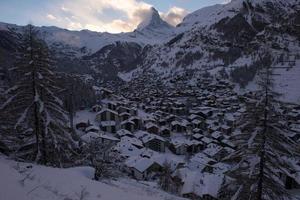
[0, 0, 230, 33]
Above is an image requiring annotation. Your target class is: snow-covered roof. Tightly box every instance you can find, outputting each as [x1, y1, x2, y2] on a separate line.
[171, 137, 202, 148]
[170, 138, 188, 148]
[171, 120, 188, 127]
[221, 125, 231, 130]
[119, 112, 131, 116]
[225, 113, 235, 121]
[142, 134, 165, 144]
[151, 155, 183, 171]
[203, 144, 222, 157]
[115, 143, 142, 158]
[145, 122, 158, 129]
[125, 157, 155, 173]
[179, 168, 223, 198]
[212, 162, 231, 175]
[137, 109, 154, 121]
[117, 129, 133, 137]
[121, 120, 135, 125]
[221, 138, 235, 148]
[99, 134, 120, 142]
[190, 152, 215, 166]
[193, 133, 203, 139]
[193, 128, 202, 133]
[80, 132, 100, 143]
[201, 137, 213, 144]
[97, 108, 118, 115]
[211, 131, 222, 139]
[135, 131, 165, 143]
[85, 125, 100, 132]
[192, 119, 202, 125]
[160, 126, 170, 131]
[121, 136, 144, 148]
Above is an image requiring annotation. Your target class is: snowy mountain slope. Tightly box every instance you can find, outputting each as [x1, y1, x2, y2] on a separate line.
[178, 0, 298, 31]
[122, 0, 300, 102]
[177, 3, 235, 32]
[39, 26, 170, 56]
[0, 7, 174, 56]
[82, 42, 146, 81]
[0, 9, 175, 81]
[0, 156, 186, 200]
[1, 0, 299, 91]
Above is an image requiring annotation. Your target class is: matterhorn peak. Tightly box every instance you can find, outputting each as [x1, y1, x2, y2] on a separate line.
[136, 7, 173, 31]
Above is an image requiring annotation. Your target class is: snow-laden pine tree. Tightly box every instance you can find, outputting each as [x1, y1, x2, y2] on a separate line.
[0, 90, 11, 155]
[159, 162, 173, 192]
[0, 28, 15, 156]
[220, 54, 300, 200]
[0, 24, 77, 166]
[81, 138, 123, 180]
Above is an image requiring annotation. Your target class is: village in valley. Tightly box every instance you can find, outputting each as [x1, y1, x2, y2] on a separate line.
[74, 74, 300, 200]
[1, 0, 300, 199]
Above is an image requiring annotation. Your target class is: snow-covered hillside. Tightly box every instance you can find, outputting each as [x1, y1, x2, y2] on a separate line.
[122, 0, 300, 102]
[178, 0, 298, 31]
[0, 0, 299, 97]
[0, 155, 185, 200]
[0, 8, 175, 81]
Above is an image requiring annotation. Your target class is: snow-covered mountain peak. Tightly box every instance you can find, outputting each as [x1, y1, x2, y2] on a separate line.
[133, 7, 175, 42]
[136, 7, 173, 31]
[0, 7, 177, 57]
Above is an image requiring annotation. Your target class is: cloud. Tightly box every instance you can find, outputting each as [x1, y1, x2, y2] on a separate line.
[50, 0, 152, 33]
[46, 14, 57, 21]
[44, 0, 188, 33]
[68, 21, 83, 30]
[162, 7, 188, 26]
[132, 7, 153, 23]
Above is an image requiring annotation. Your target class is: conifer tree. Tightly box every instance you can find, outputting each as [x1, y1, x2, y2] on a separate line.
[0, 24, 77, 166]
[220, 54, 300, 200]
[159, 162, 173, 192]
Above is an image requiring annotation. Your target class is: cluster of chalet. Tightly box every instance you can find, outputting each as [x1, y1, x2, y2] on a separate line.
[75, 82, 300, 200]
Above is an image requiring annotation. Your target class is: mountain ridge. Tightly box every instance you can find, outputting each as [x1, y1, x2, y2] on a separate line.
[0, 6, 175, 55]
[121, 0, 300, 102]
[0, 0, 300, 101]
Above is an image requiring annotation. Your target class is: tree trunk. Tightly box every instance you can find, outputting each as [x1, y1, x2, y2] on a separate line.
[257, 69, 270, 200]
[29, 25, 42, 164]
[40, 87, 47, 164]
[69, 87, 74, 131]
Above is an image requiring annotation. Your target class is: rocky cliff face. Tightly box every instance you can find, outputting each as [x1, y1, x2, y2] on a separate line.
[135, 7, 175, 39]
[82, 42, 146, 81]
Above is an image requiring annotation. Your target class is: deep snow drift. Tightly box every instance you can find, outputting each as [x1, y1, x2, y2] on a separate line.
[0, 155, 185, 200]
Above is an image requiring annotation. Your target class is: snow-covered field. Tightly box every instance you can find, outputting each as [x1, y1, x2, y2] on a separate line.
[0, 155, 186, 200]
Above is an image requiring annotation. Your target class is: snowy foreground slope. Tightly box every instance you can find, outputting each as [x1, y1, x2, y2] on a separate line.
[0, 156, 185, 200]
